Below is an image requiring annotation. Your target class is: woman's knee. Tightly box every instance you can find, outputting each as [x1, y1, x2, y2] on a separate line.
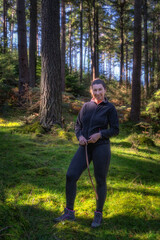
[95, 175, 106, 187]
[66, 170, 78, 182]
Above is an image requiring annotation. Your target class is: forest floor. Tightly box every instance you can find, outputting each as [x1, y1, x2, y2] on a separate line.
[0, 83, 160, 240]
[0, 102, 160, 240]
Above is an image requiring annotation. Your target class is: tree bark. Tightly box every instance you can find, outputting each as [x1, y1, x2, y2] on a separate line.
[87, 2, 93, 80]
[157, 13, 160, 90]
[9, 10, 15, 52]
[119, 0, 125, 85]
[109, 52, 112, 81]
[92, 0, 96, 80]
[69, 5, 72, 74]
[95, 5, 99, 78]
[143, 0, 149, 98]
[61, 0, 66, 91]
[80, 0, 83, 82]
[29, 0, 37, 87]
[40, 0, 62, 129]
[125, 39, 128, 88]
[130, 0, 142, 122]
[3, 0, 7, 53]
[150, 21, 155, 94]
[17, 0, 29, 99]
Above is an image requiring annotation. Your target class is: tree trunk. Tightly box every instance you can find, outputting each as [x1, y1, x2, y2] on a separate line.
[40, 0, 62, 129]
[87, 35, 90, 76]
[157, 13, 160, 90]
[130, 0, 142, 122]
[150, 21, 156, 94]
[61, 0, 66, 91]
[3, 0, 7, 53]
[84, 44, 87, 73]
[109, 52, 112, 81]
[125, 39, 128, 88]
[17, 0, 29, 99]
[143, 0, 149, 98]
[120, 0, 125, 85]
[88, 3, 93, 80]
[69, 5, 72, 74]
[95, 5, 99, 78]
[29, 0, 37, 88]
[80, 0, 83, 82]
[92, 0, 96, 80]
[74, 47, 77, 71]
[9, 10, 15, 52]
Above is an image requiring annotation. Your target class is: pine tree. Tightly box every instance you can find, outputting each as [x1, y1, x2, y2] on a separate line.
[40, 0, 62, 129]
[17, 0, 29, 100]
[29, 0, 37, 88]
[130, 0, 142, 122]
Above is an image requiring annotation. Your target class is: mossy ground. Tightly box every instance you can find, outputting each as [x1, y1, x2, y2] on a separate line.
[0, 115, 160, 240]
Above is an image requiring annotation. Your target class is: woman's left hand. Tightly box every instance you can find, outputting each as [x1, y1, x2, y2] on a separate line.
[88, 133, 101, 144]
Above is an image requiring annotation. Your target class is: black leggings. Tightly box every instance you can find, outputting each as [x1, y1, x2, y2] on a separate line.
[66, 143, 111, 212]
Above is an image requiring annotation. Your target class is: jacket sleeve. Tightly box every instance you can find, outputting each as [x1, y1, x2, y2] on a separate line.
[101, 106, 119, 139]
[75, 104, 86, 140]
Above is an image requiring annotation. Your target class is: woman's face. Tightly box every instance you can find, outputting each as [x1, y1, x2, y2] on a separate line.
[91, 84, 106, 101]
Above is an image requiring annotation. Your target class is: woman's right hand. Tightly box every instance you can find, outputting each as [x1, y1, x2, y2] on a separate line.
[79, 135, 88, 146]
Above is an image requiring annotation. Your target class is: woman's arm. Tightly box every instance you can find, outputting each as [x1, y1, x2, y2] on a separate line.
[75, 104, 87, 141]
[100, 106, 119, 139]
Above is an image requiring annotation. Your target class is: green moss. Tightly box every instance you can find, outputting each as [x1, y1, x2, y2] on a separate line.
[17, 121, 45, 134]
[0, 116, 160, 240]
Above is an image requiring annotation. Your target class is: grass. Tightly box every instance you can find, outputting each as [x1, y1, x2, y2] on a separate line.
[0, 116, 160, 240]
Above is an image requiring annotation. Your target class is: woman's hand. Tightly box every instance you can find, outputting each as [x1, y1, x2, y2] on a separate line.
[79, 135, 88, 145]
[88, 133, 101, 144]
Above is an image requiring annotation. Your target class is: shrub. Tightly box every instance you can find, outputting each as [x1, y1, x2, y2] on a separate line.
[0, 53, 19, 108]
[142, 90, 160, 132]
[128, 133, 155, 148]
[145, 90, 160, 121]
[65, 72, 87, 97]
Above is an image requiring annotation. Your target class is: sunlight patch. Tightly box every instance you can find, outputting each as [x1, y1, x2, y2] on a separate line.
[0, 119, 23, 127]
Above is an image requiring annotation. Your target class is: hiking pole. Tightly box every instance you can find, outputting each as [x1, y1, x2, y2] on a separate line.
[85, 143, 98, 200]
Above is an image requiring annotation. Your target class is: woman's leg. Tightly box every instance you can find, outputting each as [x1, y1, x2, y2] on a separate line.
[92, 144, 111, 212]
[66, 145, 91, 210]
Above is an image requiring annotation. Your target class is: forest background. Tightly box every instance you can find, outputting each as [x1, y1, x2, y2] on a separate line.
[0, 0, 160, 239]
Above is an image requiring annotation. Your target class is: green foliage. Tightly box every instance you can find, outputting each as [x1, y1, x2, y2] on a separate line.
[65, 72, 88, 97]
[128, 133, 155, 149]
[36, 56, 41, 83]
[0, 52, 19, 86]
[145, 90, 160, 121]
[0, 52, 19, 107]
[141, 90, 160, 132]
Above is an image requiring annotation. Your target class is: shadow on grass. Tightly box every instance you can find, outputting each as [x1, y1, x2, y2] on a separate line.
[77, 214, 160, 239]
[0, 129, 160, 239]
[1, 203, 160, 240]
[112, 141, 160, 154]
[112, 141, 132, 148]
[109, 152, 160, 184]
[1, 129, 160, 197]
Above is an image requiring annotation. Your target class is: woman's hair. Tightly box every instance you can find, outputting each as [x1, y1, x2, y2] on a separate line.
[91, 78, 106, 89]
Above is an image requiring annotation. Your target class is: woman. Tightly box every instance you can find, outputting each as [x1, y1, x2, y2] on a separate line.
[54, 79, 119, 227]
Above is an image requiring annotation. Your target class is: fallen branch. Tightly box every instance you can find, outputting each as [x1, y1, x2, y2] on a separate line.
[0, 226, 12, 233]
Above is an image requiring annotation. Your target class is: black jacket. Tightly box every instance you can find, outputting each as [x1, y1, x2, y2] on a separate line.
[75, 98, 119, 144]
